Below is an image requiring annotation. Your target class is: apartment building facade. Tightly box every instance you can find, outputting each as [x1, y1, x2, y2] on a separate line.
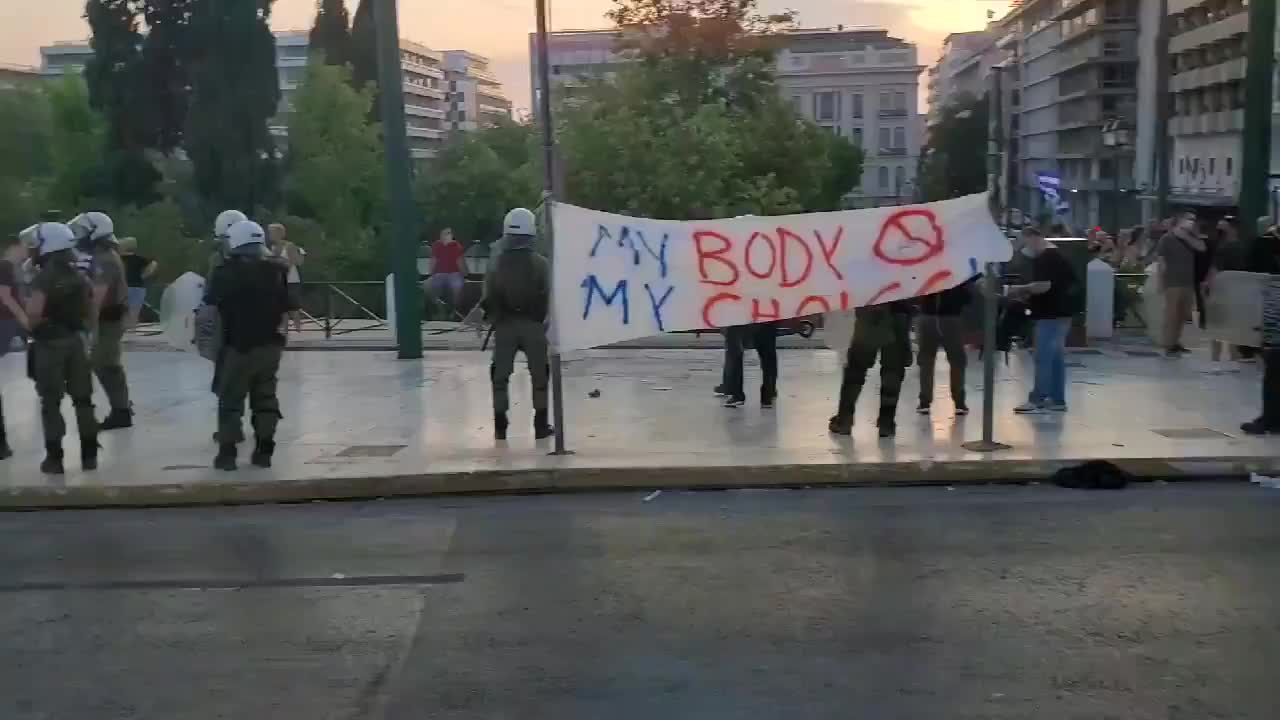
[444, 50, 514, 132]
[991, 0, 1144, 230]
[530, 27, 923, 208]
[927, 30, 995, 129]
[1163, 0, 1279, 209]
[39, 33, 511, 161]
[775, 29, 925, 208]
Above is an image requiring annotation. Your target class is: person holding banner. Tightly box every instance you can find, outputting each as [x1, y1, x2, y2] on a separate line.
[828, 301, 914, 438]
[915, 280, 974, 416]
[720, 322, 778, 408]
[481, 208, 554, 441]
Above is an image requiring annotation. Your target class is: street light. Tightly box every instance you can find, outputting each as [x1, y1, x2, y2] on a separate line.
[1100, 118, 1132, 234]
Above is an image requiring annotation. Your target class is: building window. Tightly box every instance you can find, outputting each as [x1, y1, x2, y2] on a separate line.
[815, 92, 838, 122]
[852, 93, 863, 118]
[1209, 157, 1216, 175]
[894, 166, 906, 191]
[894, 91, 906, 111]
[878, 166, 889, 190]
[1179, 158, 1185, 174]
[893, 126, 905, 149]
[880, 91, 891, 111]
[1227, 157, 1234, 176]
[852, 128, 863, 146]
[879, 127, 891, 149]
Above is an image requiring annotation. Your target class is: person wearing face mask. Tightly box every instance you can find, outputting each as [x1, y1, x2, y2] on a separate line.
[1155, 211, 1206, 357]
[1007, 227, 1081, 414]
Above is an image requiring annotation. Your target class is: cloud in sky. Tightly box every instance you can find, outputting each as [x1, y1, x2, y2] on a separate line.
[1, 0, 1004, 111]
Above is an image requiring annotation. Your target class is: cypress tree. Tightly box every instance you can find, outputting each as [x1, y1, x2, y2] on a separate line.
[138, 0, 195, 153]
[308, 0, 353, 67]
[185, 0, 281, 213]
[349, 0, 381, 119]
[84, 0, 160, 204]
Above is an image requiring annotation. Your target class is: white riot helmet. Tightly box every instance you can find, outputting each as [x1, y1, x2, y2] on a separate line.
[68, 211, 115, 244]
[503, 207, 536, 237]
[27, 223, 77, 256]
[18, 224, 40, 250]
[226, 220, 266, 251]
[214, 209, 248, 240]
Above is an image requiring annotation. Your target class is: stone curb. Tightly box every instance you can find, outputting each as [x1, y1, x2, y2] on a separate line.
[0, 455, 1273, 510]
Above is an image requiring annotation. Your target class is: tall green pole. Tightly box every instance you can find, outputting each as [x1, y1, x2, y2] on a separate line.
[535, 0, 570, 455]
[373, 0, 422, 359]
[1239, 0, 1276, 243]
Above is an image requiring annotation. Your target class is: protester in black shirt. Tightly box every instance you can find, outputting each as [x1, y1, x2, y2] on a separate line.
[118, 236, 157, 328]
[1008, 227, 1080, 414]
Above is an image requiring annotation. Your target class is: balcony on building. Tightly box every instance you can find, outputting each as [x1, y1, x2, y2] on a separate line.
[1170, 78, 1245, 135]
[1170, 31, 1247, 93]
[405, 125, 446, 141]
[1057, 0, 1139, 48]
[1168, 0, 1248, 55]
[405, 103, 447, 120]
[403, 81, 446, 101]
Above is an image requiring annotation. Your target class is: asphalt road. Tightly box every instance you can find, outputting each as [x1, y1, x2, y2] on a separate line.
[2, 483, 1279, 719]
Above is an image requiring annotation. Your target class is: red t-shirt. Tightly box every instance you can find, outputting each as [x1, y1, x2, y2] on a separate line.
[432, 240, 465, 274]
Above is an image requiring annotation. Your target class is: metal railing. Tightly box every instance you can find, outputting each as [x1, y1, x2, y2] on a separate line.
[297, 281, 389, 339]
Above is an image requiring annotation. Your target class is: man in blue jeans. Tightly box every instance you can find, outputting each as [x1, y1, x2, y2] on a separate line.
[1008, 227, 1080, 414]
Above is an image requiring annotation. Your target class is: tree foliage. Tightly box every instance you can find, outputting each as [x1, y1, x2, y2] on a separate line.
[606, 0, 795, 112]
[556, 0, 861, 219]
[45, 78, 109, 210]
[185, 0, 281, 214]
[416, 118, 541, 246]
[349, 0, 380, 117]
[0, 87, 54, 235]
[308, 0, 352, 68]
[283, 61, 386, 279]
[138, 0, 195, 153]
[84, 0, 161, 205]
[919, 93, 989, 202]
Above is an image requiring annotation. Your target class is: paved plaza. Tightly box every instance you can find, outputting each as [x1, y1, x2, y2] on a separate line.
[0, 331, 1276, 506]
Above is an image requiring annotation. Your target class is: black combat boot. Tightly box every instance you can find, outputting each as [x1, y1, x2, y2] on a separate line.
[495, 412, 509, 441]
[41, 444, 64, 475]
[99, 408, 133, 431]
[828, 414, 853, 436]
[876, 409, 897, 438]
[533, 410, 554, 440]
[251, 439, 275, 468]
[214, 443, 238, 471]
[81, 435, 99, 471]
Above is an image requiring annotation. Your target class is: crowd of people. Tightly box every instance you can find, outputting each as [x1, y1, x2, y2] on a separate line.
[3, 203, 1277, 471]
[0, 209, 299, 474]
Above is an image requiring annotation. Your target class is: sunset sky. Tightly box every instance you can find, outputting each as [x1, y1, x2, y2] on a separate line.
[1, 0, 1010, 110]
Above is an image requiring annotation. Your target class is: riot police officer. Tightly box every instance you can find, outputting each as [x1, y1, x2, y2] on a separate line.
[206, 220, 295, 470]
[24, 222, 97, 474]
[481, 208, 553, 441]
[68, 211, 133, 430]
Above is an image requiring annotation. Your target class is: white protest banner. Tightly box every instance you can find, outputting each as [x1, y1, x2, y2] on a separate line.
[551, 192, 1011, 352]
